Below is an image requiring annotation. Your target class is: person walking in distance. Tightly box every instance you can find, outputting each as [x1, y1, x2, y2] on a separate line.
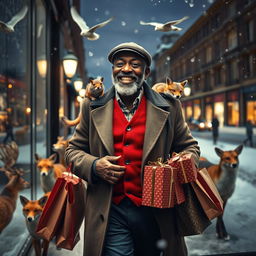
[3, 118, 15, 144]
[243, 119, 254, 147]
[212, 115, 219, 145]
[65, 42, 200, 256]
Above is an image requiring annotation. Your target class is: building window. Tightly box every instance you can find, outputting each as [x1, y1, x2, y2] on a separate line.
[247, 20, 254, 42]
[249, 55, 256, 76]
[206, 46, 212, 63]
[246, 98, 256, 125]
[214, 102, 224, 127]
[228, 29, 238, 50]
[228, 1, 236, 17]
[229, 60, 239, 83]
[227, 101, 239, 126]
[214, 67, 222, 86]
[204, 71, 211, 91]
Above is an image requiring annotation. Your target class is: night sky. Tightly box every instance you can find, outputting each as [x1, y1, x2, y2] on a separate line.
[80, 0, 214, 88]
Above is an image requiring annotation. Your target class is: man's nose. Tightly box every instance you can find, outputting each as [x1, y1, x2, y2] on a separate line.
[122, 63, 132, 72]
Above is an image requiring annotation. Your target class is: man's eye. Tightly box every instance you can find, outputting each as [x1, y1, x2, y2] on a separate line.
[115, 62, 124, 67]
[131, 63, 140, 68]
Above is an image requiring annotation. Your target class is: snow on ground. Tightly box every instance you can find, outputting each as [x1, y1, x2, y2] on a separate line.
[185, 137, 256, 256]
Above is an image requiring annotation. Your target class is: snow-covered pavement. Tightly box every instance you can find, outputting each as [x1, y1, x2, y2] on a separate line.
[186, 137, 256, 255]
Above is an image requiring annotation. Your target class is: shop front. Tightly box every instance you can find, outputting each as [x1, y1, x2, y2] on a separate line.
[205, 96, 213, 123]
[213, 93, 225, 127]
[243, 85, 256, 125]
[227, 90, 239, 126]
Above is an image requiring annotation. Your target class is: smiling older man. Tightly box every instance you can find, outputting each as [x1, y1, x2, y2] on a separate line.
[65, 42, 200, 256]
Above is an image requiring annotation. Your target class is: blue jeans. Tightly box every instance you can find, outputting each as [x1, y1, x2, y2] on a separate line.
[102, 197, 161, 256]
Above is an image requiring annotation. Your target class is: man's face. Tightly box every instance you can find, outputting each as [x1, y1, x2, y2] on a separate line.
[112, 52, 150, 96]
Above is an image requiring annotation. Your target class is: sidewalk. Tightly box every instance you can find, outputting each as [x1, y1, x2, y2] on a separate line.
[219, 126, 256, 135]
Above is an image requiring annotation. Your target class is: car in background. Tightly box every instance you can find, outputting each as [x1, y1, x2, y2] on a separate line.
[187, 117, 212, 131]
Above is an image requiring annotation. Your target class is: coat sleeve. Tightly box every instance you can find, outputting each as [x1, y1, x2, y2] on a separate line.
[171, 100, 200, 167]
[64, 98, 98, 184]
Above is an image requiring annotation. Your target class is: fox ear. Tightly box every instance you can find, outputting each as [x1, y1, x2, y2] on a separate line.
[49, 153, 57, 163]
[234, 144, 243, 155]
[180, 80, 188, 87]
[100, 77, 104, 82]
[20, 195, 29, 206]
[89, 79, 93, 84]
[215, 147, 224, 157]
[166, 77, 172, 84]
[34, 153, 41, 162]
[38, 196, 48, 207]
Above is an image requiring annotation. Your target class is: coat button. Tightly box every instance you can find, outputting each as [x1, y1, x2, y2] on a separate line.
[125, 160, 131, 165]
[126, 126, 132, 131]
[124, 142, 130, 146]
[100, 214, 105, 222]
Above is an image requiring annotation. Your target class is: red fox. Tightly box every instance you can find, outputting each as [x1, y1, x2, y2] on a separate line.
[62, 77, 105, 127]
[199, 145, 243, 240]
[35, 153, 66, 193]
[20, 193, 50, 256]
[152, 77, 187, 99]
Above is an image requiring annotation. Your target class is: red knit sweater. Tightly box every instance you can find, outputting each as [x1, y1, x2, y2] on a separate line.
[112, 95, 147, 206]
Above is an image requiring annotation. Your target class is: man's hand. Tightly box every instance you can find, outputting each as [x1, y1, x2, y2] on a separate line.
[95, 155, 126, 184]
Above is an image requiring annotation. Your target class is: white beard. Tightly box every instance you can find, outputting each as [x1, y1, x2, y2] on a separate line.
[112, 74, 144, 96]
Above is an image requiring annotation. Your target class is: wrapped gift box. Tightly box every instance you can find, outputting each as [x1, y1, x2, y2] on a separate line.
[168, 152, 197, 184]
[142, 163, 185, 208]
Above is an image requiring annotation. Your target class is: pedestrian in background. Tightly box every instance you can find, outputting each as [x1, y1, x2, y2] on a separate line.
[211, 115, 219, 145]
[243, 120, 254, 147]
[3, 118, 14, 144]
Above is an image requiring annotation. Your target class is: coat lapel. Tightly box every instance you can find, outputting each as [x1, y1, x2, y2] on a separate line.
[142, 82, 171, 166]
[91, 87, 115, 155]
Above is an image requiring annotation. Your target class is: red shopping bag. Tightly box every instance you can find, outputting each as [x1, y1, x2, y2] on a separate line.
[36, 164, 86, 250]
[191, 168, 223, 220]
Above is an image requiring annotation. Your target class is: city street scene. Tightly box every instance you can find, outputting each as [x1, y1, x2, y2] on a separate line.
[0, 0, 255, 256]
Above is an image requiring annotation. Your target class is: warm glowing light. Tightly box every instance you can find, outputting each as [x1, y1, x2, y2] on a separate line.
[184, 86, 191, 96]
[26, 107, 31, 114]
[62, 52, 78, 78]
[79, 89, 86, 97]
[77, 96, 83, 102]
[74, 77, 83, 91]
[8, 84, 13, 89]
[37, 58, 47, 78]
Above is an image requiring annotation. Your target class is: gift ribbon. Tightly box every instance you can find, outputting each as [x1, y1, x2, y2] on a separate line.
[148, 157, 169, 167]
[151, 166, 157, 206]
[168, 167, 174, 207]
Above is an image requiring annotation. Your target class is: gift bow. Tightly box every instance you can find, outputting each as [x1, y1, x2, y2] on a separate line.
[147, 157, 169, 167]
[171, 151, 190, 162]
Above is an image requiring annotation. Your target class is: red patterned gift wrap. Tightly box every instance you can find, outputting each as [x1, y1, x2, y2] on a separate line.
[168, 152, 197, 184]
[142, 163, 185, 208]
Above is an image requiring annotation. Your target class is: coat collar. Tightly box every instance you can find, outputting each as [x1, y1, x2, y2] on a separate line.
[90, 82, 171, 110]
[90, 82, 171, 159]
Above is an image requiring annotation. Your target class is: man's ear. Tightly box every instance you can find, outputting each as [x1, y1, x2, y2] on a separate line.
[144, 67, 151, 79]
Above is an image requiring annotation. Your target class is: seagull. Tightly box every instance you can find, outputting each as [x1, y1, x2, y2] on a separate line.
[0, 5, 28, 33]
[139, 16, 189, 32]
[70, 6, 114, 40]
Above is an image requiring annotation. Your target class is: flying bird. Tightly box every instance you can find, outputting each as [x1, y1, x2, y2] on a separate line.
[70, 6, 114, 40]
[139, 16, 189, 32]
[0, 5, 28, 33]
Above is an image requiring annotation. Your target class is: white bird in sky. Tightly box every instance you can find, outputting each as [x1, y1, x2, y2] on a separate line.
[70, 6, 114, 40]
[140, 16, 189, 32]
[0, 5, 28, 33]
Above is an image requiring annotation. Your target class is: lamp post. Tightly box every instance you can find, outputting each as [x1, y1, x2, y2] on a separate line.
[62, 52, 78, 78]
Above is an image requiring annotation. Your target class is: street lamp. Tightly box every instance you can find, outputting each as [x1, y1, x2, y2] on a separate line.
[73, 76, 83, 92]
[62, 51, 78, 78]
[184, 85, 191, 97]
[79, 88, 86, 98]
[37, 55, 47, 78]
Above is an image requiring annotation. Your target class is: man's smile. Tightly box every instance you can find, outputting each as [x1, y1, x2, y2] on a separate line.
[118, 76, 136, 83]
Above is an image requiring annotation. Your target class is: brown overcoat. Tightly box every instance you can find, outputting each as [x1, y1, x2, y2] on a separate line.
[65, 82, 200, 256]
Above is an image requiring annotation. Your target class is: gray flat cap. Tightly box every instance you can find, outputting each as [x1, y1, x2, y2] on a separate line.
[108, 42, 152, 66]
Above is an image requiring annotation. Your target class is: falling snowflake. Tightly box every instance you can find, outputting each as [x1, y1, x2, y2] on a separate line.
[166, 56, 171, 61]
[185, 0, 188, 3]
[105, 10, 110, 16]
[94, 7, 98, 11]
[121, 21, 126, 26]
[190, 57, 195, 62]
[189, 3, 194, 7]
[89, 51, 94, 57]
[156, 239, 168, 250]
[225, 48, 229, 52]
[134, 29, 139, 34]
[239, 33, 242, 36]
[96, 62, 100, 67]
[237, 11, 241, 15]
[208, 0, 214, 3]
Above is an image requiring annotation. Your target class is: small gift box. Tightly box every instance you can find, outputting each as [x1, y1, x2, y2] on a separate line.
[168, 152, 197, 184]
[142, 159, 185, 208]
